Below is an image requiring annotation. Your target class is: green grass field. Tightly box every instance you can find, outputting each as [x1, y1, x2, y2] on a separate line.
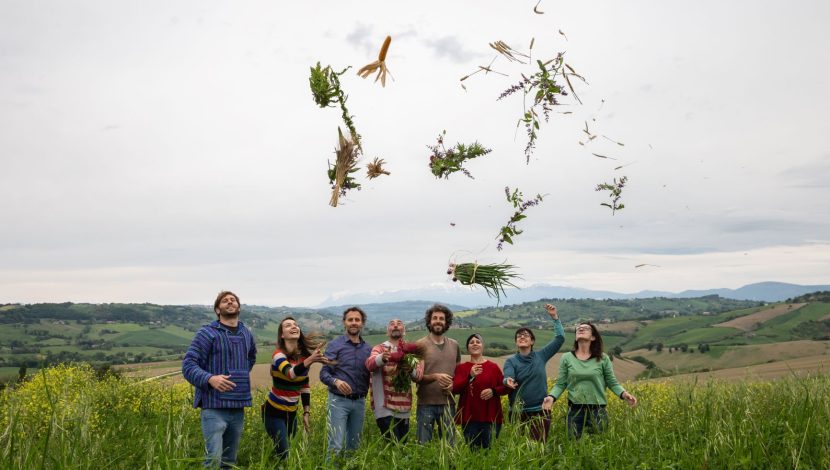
[2, 363, 828, 469]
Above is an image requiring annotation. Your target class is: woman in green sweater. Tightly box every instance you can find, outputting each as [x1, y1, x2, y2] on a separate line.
[542, 322, 637, 438]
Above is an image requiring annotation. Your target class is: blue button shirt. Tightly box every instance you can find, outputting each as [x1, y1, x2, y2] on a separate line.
[320, 335, 372, 396]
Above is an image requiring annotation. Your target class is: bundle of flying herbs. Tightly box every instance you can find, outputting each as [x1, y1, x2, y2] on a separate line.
[595, 176, 628, 214]
[496, 50, 586, 162]
[428, 130, 492, 179]
[447, 261, 520, 304]
[496, 186, 545, 251]
[328, 127, 361, 207]
[309, 62, 362, 151]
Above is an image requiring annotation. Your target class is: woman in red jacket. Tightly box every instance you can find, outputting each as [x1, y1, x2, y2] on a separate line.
[453, 333, 510, 449]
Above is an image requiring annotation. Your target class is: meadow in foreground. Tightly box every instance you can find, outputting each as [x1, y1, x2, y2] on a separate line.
[1, 363, 828, 469]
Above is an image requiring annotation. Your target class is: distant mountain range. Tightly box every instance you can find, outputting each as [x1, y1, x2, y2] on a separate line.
[316, 282, 830, 309]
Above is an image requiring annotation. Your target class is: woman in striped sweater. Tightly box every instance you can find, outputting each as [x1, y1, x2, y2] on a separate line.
[263, 317, 327, 460]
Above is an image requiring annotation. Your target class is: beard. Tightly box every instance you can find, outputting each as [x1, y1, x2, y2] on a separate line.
[429, 323, 445, 335]
[390, 330, 403, 339]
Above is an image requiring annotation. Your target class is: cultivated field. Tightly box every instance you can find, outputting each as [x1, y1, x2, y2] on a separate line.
[715, 303, 806, 331]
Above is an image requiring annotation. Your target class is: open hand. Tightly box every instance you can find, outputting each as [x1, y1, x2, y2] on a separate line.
[208, 375, 236, 393]
[480, 388, 494, 400]
[505, 377, 518, 390]
[542, 395, 554, 411]
[335, 379, 353, 395]
[544, 304, 558, 320]
[622, 391, 637, 407]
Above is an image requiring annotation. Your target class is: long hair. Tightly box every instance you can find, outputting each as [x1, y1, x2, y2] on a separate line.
[572, 322, 603, 361]
[276, 316, 324, 359]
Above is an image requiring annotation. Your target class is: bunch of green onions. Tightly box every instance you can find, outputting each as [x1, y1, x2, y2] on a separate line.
[448, 262, 520, 303]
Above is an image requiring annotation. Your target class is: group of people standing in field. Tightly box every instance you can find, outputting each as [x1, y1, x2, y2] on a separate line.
[182, 290, 638, 468]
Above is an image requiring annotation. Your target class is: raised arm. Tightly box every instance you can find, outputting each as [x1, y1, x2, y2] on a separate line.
[272, 351, 309, 380]
[539, 304, 565, 361]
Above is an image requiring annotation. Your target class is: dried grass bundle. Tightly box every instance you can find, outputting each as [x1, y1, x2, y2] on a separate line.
[366, 158, 390, 179]
[357, 36, 393, 87]
[329, 127, 361, 207]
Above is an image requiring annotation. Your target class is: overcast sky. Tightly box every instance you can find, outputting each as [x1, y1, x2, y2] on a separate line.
[1, 0, 828, 307]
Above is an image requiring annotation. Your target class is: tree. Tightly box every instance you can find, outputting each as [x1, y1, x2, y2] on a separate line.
[17, 365, 27, 384]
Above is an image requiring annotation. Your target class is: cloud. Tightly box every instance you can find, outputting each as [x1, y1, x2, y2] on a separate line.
[345, 23, 375, 54]
[779, 156, 830, 189]
[423, 35, 480, 62]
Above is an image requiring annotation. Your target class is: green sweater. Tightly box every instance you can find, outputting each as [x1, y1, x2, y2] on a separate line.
[549, 352, 625, 405]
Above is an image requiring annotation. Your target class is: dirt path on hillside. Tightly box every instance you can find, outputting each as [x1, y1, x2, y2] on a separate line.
[647, 354, 830, 383]
[715, 303, 806, 331]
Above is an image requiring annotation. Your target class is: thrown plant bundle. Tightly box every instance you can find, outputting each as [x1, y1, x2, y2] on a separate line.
[366, 157, 390, 179]
[496, 48, 586, 162]
[595, 176, 628, 214]
[309, 62, 362, 150]
[390, 342, 426, 392]
[357, 35, 394, 87]
[428, 130, 492, 179]
[328, 127, 361, 207]
[447, 261, 520, 303]
[496, 186, 545, 251]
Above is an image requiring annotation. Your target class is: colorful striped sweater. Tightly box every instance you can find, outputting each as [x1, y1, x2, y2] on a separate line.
[181, 320, 257, 409]
[365, 340, 423, 413]
[266, 348, 311, 413]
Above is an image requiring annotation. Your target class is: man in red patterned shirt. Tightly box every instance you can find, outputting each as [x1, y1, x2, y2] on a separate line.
[365, 318, 422, 441]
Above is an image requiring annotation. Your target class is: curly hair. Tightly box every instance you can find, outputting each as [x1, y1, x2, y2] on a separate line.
[424, 303, 453, 330]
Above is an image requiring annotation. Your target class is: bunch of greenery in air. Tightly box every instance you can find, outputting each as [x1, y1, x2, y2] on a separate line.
[427, 130, 492, 179]
[447, 261, 520, 303]
[309, 62, 361, 151]
[595, 176, 628, 214]
[496, 186, 545, 251]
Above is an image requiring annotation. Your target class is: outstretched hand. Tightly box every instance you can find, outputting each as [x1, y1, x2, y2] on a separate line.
[544, 304, 558, 320]
[504, 377, 518, 390]
[622, 391, 638, 407]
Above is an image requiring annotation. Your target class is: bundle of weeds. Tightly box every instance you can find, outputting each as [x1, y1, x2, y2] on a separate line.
[328, 127, 361, 207]
[366, 157, 390, 179]
[390, 343, 426, 393]
[448, 262, 520, 303]
[428, 130, 492, 179]
[595, 176, 628, 214]
[496, 187, 545, 250]
[309, 62, 362, 150]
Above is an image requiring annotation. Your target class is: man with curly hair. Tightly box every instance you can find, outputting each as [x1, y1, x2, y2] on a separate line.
[415, 304, 460, 445]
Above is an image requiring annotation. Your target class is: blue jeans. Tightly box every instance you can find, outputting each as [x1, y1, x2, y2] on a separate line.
[326, 392, 366, 454]
[200, 408, 244, 468]
[462, 421, 501, 449]
[416, 404, 456, 446]
[263, 411, 297, 460]
[567, 404, 608, 439]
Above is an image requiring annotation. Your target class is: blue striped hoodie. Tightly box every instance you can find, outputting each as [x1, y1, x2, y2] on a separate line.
[182, 320, 257, 409]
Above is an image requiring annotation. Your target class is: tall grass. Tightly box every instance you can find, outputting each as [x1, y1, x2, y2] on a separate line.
[1, 363, 828, 469]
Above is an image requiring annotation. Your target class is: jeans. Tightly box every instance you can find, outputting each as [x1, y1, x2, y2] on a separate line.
[326, 392, 366, 454]
[567, 404, 608, 439]
[200, 408, 245, 468]
[263, 411, 297, 460]
[376, 416, 409, 441]
[519, 410, 551, 442]
[462, 421, 501, 449]
[416, 404, 456, 446]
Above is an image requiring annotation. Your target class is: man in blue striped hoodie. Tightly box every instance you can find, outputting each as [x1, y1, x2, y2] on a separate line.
[182, 291, 258, 468]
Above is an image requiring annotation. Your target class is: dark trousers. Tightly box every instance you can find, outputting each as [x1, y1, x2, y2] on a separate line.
[462, 421, 501, 450]
[263, 410, 297, 460]
[520, 410, 551, 442]
[567, 404, 607, 439]
[376, 416, 410, 442]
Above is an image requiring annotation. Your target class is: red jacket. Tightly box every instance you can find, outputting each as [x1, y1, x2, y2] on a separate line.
[452, 360, 509, 425]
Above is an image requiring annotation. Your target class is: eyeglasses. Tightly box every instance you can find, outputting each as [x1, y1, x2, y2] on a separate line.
[576, 326, 593, 332]
[516, 332, 532, 339]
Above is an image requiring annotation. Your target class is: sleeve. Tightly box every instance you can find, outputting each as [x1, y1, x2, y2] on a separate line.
[182, 328, 213, 388]
[491, 362, 509, 396]
[601, 354, 626, 397]
[301, 392, 310, 408]
[456, 342, 461, 364]
[549, 353, 570, 399]
[365, 344, 385, 371]
[502, 357, 515, 383]
[452, 363, 470, 394]
[247, 331, 257, 371]
[272, 352, 308, 380]
[319, 340, 338, 387]
[539, 319, 566, 362]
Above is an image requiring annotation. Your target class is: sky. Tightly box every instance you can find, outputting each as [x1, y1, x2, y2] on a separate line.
[1, 0, 828, 307]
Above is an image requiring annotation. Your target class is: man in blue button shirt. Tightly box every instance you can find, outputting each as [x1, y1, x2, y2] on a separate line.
[320, 306, 372, 456]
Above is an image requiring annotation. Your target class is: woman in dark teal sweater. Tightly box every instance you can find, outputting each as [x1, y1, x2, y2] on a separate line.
[543, 322, 637, 438]
[502, 304, 565, 442]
